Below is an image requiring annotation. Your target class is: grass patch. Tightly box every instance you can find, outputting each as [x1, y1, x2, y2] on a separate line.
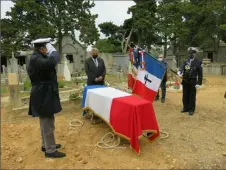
[24, 78, 32, 91]
[58, 80, 67, 88]
[1, 85, 9, 97]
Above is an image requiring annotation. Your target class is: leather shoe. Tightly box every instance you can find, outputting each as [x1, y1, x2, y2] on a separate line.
[45, 150, 66, 158]
[189, 112, 194, 116]
[41, 144, 61, 152]
[181, 109, 188, 113]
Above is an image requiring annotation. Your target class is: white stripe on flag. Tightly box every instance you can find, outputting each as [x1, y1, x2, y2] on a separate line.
[85, 87, 131, 122]
[136, 69, 162, 92]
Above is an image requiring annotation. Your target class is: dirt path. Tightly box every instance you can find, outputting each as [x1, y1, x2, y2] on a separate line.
[1, 75, 226, 169]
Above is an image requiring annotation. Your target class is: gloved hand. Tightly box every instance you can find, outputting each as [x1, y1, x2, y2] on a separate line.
[177, 71, 182, 77]
[195, 84, 200, 88]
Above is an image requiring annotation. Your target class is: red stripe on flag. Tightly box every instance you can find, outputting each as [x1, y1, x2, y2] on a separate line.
[128, 74, 135, 89]
[110, 95, 159, 153]
[132, 80, 157, 103]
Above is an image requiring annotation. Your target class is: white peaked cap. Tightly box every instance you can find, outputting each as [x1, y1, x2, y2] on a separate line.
[188, 47, 198, 52]
[31, 38, 51, 44]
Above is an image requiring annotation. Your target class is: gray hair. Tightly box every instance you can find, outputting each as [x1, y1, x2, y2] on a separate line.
[91, 48, 99, 53]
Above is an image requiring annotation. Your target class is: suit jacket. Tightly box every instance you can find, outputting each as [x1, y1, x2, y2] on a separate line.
[84, 57, 106, 85]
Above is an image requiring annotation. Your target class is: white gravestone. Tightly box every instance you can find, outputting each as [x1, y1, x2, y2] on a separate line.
[63, 55, 72, 81]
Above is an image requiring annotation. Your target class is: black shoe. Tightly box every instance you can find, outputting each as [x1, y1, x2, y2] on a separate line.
[45, 150, 66, 158]
[155, 98, 159, 101]
[161, 98, 165, 103]
[189, 112, 194, 116]
[181, 109, 188, 113]
[41, 144, 61, 152]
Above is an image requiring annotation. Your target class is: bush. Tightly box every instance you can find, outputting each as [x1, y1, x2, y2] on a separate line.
[58, 80, 66, 88]
[1, 85, 8, 95]
[24, 78, 31, 91]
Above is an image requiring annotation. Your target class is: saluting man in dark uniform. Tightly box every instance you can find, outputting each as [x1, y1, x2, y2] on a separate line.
[27, 38, 66, 158]
[177, 47, 203, 116]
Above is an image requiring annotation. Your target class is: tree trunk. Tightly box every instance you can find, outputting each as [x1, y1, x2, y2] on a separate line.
[121, 31, 127, 53]
[164, 34, 167, 58]
[215, 34, 221, 62]
[58, 28, 63, 62]
[172, 35, 177, 55]
[138, 30, 142, 47]
[123, 29, 134, 53]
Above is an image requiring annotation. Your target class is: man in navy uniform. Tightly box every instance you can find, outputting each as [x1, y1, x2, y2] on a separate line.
[27, 38, 66, 158]
[155, 54, 168, 103]
[178, 47, 203, 116]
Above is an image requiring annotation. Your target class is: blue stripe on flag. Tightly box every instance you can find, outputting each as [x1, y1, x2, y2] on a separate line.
[82, 85, 106, 116]
[144, 52, 167, 79]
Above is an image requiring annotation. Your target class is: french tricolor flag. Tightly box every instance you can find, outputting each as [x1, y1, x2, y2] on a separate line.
[82, 85, 160, 153]
[128, 49, 167, 102]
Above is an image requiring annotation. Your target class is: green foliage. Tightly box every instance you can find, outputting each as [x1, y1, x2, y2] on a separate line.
[69, 92, 80, 100]
[94, 39, 121, 53]
[128, 0, 157, 49]
[98, 19, 136, 53]
[24, 78, 32, 91]
[1, 85, 8, 95]
[6, 0, 99, 60]
[58, 80, 66, 88]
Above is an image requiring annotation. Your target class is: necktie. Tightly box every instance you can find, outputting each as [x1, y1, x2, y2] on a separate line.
[95, 59, 98, 67]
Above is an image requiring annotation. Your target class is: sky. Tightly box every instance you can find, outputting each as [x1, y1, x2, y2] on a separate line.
[1, 0, 135, 50]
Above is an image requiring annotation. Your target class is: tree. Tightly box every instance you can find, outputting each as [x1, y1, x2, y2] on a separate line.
[98, 21, 134, 53]
[184, 0, 226, 59]
[94, 38, 121, 53]
[7, 0, 99, 60]
[128, 0, 158, 50]
[1, 18, 23, 58]
[7, 0, 55, 45]
[157, 0, 190, 57]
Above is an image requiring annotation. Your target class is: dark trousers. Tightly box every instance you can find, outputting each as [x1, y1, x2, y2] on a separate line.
[182, 81, 196, 112]
[39, 115, 56, 153]
[156, 81, 166, 99]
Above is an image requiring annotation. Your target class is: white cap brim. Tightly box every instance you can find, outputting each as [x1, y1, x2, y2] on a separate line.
[31, 38, 51, 44]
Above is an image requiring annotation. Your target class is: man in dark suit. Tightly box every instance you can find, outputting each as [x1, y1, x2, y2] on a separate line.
[85, 48, 106, 85]
[27, 38, 66, 158]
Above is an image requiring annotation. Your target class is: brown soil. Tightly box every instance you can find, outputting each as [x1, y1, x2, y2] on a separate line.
[1, 75, 226, 169]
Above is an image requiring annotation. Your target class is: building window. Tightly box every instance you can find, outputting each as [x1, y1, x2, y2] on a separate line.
[66, 55, 74, 63]
[207, 52, 214, 62]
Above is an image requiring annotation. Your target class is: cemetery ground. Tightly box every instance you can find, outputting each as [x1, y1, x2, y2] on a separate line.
[1, 75, 226, 169]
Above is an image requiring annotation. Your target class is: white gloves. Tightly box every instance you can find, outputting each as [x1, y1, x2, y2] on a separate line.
[177, 71, 183, 77]
[195, 85, 200, 88]
[46, 43, 56, 56]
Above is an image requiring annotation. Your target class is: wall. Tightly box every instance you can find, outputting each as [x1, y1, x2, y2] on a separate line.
[98, 53, 129, 73]
[217, 46, 226, 62]
[202, 64, 226, 75]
